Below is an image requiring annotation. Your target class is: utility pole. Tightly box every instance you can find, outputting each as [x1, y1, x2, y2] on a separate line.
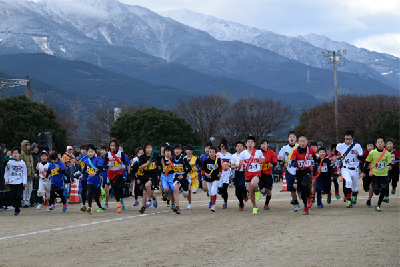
[321, 50, 347, 144]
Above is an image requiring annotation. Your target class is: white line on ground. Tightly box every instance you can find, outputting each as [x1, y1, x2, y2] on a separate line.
[0, 205, 208, 241]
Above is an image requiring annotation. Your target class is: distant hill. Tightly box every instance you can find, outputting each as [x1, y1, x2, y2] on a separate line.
[0, 53, 192, 109]
[0, 53, 321, 107]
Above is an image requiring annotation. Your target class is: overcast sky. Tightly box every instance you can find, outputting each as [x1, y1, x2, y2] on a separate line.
[118, 0, 400, 57]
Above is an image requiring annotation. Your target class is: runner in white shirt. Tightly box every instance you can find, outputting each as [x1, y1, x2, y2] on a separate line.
[217, 140, 231, 209]
[239, 136, 265, 215]
[332, 130, 363, 208]
[231, 141, 247, 211]
[278, 131, 301, 212]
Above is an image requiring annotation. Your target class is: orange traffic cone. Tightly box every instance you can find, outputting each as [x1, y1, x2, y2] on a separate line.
[280, 169, 288, 192]
[44, 199, 49, 206]
[340, 173, 343, 182]
[68, 179, 80, 204]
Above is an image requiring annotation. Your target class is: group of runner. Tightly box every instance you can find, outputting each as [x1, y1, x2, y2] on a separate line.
[5, 130, 398, 216]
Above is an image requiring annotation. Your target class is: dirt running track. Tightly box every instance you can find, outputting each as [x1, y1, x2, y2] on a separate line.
[0, 179, 399, 267]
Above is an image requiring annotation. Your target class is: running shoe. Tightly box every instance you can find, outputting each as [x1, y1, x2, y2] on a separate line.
[104, 204, 109, 210]
[244, 194, 248, 202]
[14, 211, 19, 216]
[255, 191, 261, 201]
[87, 207, 93, 215]
[173, 206, 181, 214]
[223, 204, 227, 209]
[121, 199, 125, 210]
[139, 206, 145, 214]
[383, 197, 389, 203]
[366, 200, 371, 207]
[36, 204, 42, 210]
[97, 208, 103, 212]
[317, 204, 323, 208]
[346, 200, 353, 208]
[239, 203, 244, 211]
[146, 200, 152, 207]
[303, 206, 309, 215]
[152, 196, 157, 208]
[209, 202, 212, 208]
[290, 199, 295, 205]
[170, 204, 175, 210]
[252, 207, 258, 215]
[163, 194, 168, 201]
[352, 195, 357, 204]
[116, 202, 122, 209]
[187, 204, 193, 210]
[50, 204, 55, 210]
[294, 204, 301, 212]
[391, 188, 396, 194]
[81, 206, 87, 212]
[117, 207, 122, 213]
[133, 201, 139, 206]
[375, 205, 381, 212]
[335, 193, 341, 199]
[47, 206, 51, 212]
[211, 205, 216, 212]
[63, 204, 67, 212]
[264, 205, 269, 210]
[327, 196, 331, 204]
[307, 198, 312, 208]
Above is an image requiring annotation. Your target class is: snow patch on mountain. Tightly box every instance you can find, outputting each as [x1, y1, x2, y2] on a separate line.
[32, 36, 54, 55]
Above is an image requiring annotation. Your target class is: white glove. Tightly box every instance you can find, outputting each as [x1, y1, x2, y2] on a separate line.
[121, 164, 126, 169]
[108, 162, 114, 167]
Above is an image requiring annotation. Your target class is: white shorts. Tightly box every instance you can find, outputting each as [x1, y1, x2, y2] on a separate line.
[207, 181, 219, 196]
[37, 178, 51, 198]
[342, 167, 359, 192]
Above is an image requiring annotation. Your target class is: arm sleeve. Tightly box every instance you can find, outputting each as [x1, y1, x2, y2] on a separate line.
[363, 161, 371, 174]
[184, 158, 192, 175]
[96, 166, 103, 175]
[313, 161, 318, 175]
[201, 160, 207, 175]
[121, 153, 128, 165]
[218, 158, 223, 173]
[4, 163, 10, 182]
[23, 164, 28, 184]
[103, 154, 109, 168]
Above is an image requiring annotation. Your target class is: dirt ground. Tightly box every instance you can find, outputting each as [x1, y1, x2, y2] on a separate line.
[1, 179, 399, 267]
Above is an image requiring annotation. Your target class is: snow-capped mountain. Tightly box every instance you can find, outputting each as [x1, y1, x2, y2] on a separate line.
[0, 0, 397, 100]
[160, 9, 399, 89]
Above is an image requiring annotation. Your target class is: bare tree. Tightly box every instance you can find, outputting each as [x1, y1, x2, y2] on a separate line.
[89, 102, 150, 146]
[173, 92, 230, 143]
[305, 94, 400, 144]
[226, 96, 295, 142]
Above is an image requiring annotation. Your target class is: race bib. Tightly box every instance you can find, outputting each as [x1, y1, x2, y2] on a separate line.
[174, 166, 184, 172]
[375, 162, 386, 169]
[321, 166, 328, 172]
[51, 169, 59, 176]
[87, 167, 96, 174]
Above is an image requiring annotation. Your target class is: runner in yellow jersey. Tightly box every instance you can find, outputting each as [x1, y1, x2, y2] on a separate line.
[185, 145, 202, 210]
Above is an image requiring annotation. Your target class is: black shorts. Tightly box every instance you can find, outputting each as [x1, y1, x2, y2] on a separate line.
[362, 173, 372, 192]
[173, 176, 189, 193]
[296, 172, 312, 189]
[372, 175, 390, 194]
[101, 174, 110, 188]
[259, 173, 273, 190]
[316, 178, 331, 193]
[140, 176, 157, 191]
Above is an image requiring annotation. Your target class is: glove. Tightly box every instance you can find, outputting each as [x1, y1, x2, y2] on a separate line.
[108, 162, 114, 167]
[121, 164, 126, 169]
